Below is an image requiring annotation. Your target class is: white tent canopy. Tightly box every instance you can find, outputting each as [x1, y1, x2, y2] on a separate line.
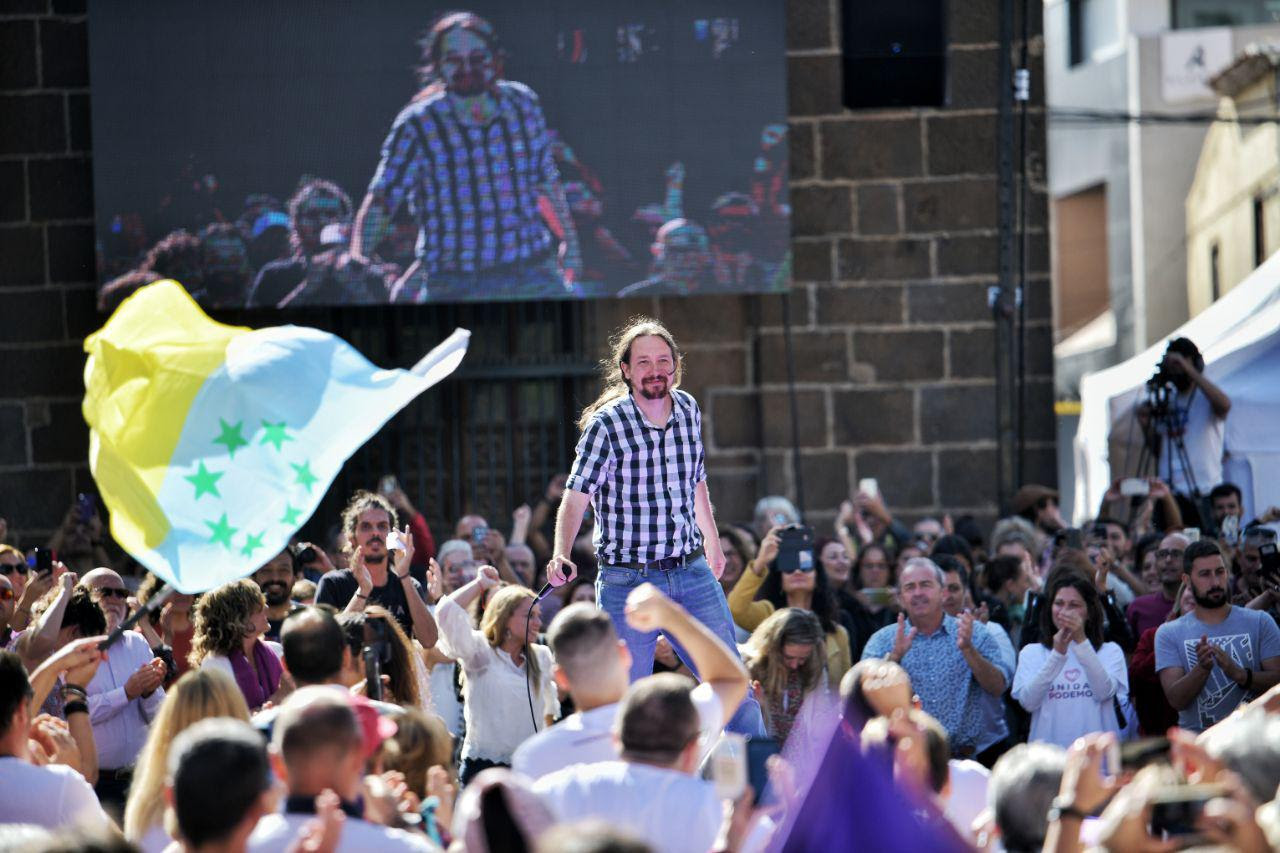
[1074, 249, 1280, 524]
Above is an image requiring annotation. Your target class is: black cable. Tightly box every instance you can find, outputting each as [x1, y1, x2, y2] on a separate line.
[525, 581, 552, 733]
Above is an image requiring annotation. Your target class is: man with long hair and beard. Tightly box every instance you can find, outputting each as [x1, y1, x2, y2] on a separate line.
[546, 317, 765, 735]
[1155, 538, 1280, 732]
[352, 10, 581, 302]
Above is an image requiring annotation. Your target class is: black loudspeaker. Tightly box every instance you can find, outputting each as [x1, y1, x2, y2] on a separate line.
[841, 0, 947, 109]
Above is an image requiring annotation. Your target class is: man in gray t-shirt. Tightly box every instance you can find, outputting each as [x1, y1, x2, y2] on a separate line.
[1155, 540, 1280, 731]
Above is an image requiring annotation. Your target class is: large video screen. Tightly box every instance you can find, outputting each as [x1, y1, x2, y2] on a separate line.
[88, 1, 790, 309]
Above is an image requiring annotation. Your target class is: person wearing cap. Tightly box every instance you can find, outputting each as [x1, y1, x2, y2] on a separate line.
[248, 686, 435, 852]
[1012, 485, 1065, 538]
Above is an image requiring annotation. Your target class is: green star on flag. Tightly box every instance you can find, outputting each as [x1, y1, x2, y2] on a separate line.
[206, 513, 238, 549]
[291, 460, 319, 492]
[280, 504, 303, 526]
[81, 281, 469, 592]
[240, 531, 265, 558]
[212, 418, 249, 458]
[183, 461, 223, 499]
[260, 420, 294, 452]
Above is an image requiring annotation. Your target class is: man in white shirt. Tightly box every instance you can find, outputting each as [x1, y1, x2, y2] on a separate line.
[531, 584, 748, 852]
[513, 582, 745, 779]
[0, 651, 110, 832]
[81, 568, 166, 813]
[248, 687, 435, 852]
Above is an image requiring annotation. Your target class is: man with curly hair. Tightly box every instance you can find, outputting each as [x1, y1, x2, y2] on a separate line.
[314, 491, 437, 649]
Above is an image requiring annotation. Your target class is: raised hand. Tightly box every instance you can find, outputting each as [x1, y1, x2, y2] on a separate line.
[391, 525, 414, 579]
[425, 558, 444, 602]
[351, 546, 373, 596]
[1210, 644, 1246, 685]
[1195, 634, 1215, 671]
[28, 715, 80, 770]
[1052, 625, 1072, 655]
[476, 565, 501, 589]
[124, 657, 166, 700]
[754, 529, 781, 571]
[286, 788, 346, 853]
[624, 583, 674, 633]
[890, 612, 917, 662]
[955, 610, 975, 651]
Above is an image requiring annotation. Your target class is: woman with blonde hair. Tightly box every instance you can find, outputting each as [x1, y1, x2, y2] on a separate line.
[742, 608, 828, 744]
[436, 564, 557, 785]
[123, 668, 251, 851]
[188, 578, 287, 711]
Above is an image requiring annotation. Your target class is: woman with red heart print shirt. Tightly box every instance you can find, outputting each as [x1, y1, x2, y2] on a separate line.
[1012, 568, 1129, 748]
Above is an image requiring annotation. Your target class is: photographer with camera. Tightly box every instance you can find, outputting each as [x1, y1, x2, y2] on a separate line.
[1138, 338, 1231, 528]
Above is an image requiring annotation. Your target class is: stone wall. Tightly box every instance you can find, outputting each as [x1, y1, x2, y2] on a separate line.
[0, 0, 1054, 544]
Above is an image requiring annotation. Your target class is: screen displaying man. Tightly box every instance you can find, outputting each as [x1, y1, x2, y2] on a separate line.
[352, 11, 580, 303]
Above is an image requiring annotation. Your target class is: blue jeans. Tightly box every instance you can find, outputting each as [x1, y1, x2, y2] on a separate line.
[596, 554, 766, 737]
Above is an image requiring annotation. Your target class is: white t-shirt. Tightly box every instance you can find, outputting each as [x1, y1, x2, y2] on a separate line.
[1012, 640, 1128, 749]
[1157, 386, 1224, 496]
[512, 683, 724, 780]
[534, 761, 722, 853]
[512, 702, 619, 780]
[0, 757, 111, 831]
[248, 811, 436, 853]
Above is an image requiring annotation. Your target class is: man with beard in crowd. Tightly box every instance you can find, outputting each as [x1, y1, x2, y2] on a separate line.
[352, 11, 581, 302]
[315, 491, 437, 650]
[253, 550, 301, 642]
[1156, 539, 1280, 731]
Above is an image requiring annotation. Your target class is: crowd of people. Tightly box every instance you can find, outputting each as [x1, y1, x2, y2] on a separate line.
[3, 466, 1280, 852]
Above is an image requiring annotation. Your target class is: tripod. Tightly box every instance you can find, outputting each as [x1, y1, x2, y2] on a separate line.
[1131, 386, 1203, 527]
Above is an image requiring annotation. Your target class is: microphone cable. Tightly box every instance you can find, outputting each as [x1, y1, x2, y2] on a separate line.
[525, 580, 554, 733]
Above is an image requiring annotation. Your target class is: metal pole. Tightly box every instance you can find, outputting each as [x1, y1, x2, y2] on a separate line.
[780, 290, 805, 519]
[995, 0, 1019, 512]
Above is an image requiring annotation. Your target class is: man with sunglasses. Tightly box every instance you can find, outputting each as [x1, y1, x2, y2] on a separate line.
[1126, 532, 1189, 639]
[80, 568, 167, 814]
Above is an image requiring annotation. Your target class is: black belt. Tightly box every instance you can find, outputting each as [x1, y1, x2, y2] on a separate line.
[611, 546, 703, 573]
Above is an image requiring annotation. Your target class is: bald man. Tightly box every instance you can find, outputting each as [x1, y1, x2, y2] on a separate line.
[81, 568, 166, 813]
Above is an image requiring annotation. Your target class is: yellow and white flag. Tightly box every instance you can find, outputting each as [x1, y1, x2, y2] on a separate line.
[83, 280, 468, 592]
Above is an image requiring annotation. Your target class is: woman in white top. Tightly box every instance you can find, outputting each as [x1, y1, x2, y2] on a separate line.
[1012, 568, 1129, 749]
[436, 564, 558, 785]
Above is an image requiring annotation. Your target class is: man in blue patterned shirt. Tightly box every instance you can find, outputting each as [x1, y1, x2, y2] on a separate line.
[352, 11, 581, 302]
[861, 557, 1007, 755]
